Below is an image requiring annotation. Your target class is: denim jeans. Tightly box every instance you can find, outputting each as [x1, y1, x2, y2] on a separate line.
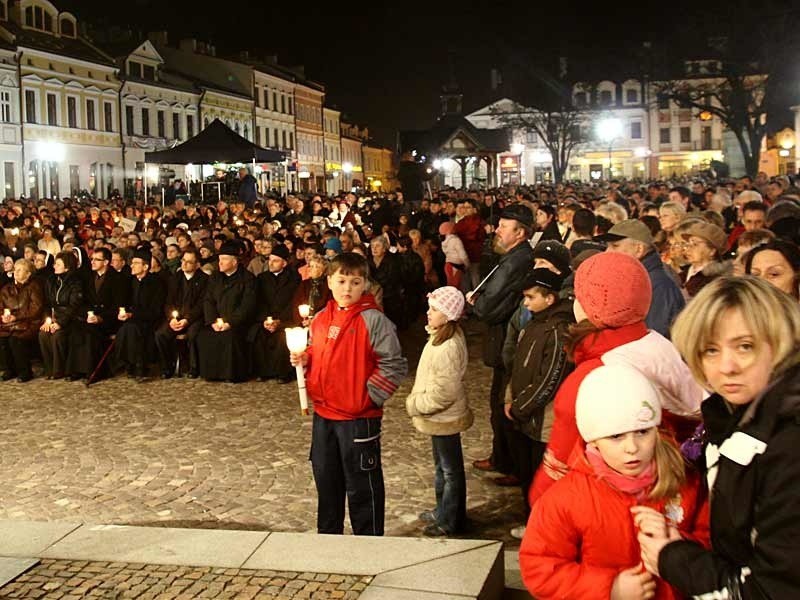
[310, 414, 384, 536]
[431, 433, 467, 534]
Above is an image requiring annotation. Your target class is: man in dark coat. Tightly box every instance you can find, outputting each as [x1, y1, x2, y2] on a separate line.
[248, 243, 300, 382]
[155, 248, 209, 378]
[237, 167, 258, 209]
[467, 204, 536, 484]
[196, 241, 256, 382]
[114, 246, 167, 381]
[67, 247, 130, 380]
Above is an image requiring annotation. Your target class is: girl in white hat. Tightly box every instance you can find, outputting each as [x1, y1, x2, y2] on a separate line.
[405, 286, 473, 537]
[520, 364, 709, 600]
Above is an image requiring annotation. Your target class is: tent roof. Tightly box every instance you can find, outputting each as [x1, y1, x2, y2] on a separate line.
[144, 119, 286, 164]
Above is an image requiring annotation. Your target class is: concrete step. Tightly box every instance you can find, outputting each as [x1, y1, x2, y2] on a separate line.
[504, 549, 535, 600]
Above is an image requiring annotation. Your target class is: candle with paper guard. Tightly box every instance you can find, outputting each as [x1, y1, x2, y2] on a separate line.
[3, 308, 9, 318]
[266, 316, 274, 326]
[45, 316, 52, 326]
[298, 304, 311, 319]
[87, 310, 94, 320]
[216, 317, 224, 328]
[172, 310, 179, 319]
[285, 327, 310, 415]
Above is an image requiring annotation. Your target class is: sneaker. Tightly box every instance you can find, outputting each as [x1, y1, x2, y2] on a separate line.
[423, 524, 450, 537]
[418, 510, 437, 524]
[510, 525, 526, 540]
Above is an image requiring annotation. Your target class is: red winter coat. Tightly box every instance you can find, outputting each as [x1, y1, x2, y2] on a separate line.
[520, 443, 710, 600]
[529, 322, 648, 506]
[453, 214, 485, 263]
[306, 294, 407, 421]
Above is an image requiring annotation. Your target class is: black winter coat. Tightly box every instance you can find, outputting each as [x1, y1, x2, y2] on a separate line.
[45, 271, 84, 327]
[165, 270, 209, 326]
[660, 362, 800, 599]
[84, 268, 130, 328]
[203, 266, 256, 328]
[255, 268, 300, 323]
[126, 273, 166, 325]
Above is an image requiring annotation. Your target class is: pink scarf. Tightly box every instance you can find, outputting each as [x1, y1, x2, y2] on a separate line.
[586, 445, 656, 500]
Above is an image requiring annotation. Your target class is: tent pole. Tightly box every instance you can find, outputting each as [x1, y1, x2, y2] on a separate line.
[252, 157, 257, 194]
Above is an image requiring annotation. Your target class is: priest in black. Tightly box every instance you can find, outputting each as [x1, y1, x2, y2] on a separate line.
[114, 246, 167, 381]
[155, 249, 208, 378]
[247, 243, 300, 383]
[196, 240, 256, 382]
[66, 247, 130, 381]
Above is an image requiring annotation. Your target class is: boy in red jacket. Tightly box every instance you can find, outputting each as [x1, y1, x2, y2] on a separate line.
[291, 252, 408, 536]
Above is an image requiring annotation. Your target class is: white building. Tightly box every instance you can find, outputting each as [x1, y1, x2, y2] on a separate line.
[0, 43, 22, 199]
[252, 62, 296, 193]
[323, 106, 341, 195]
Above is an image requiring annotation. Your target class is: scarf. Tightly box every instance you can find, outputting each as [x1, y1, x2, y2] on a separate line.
[586, 444, 656, 499]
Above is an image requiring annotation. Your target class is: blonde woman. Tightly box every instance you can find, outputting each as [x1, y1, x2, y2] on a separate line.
[638, 276, 800, 599]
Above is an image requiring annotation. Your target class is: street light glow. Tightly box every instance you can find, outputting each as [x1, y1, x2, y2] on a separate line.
[511, 143, 525, 155]
[342, 162, 353, 174]
[432, 159, 442, 169]
[40, 141, 65, 162]
[596, 118, 623, 142]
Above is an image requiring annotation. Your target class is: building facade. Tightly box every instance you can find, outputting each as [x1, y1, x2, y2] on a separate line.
[340, 121, 365, 192]
[0, 43, 21, 199]
[322, 106, 341, 195]
[294, 81, 324, 192]
[253, 66, 295, 194]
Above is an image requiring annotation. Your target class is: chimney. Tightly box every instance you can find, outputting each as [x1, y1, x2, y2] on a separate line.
[148, 31, 168, 46]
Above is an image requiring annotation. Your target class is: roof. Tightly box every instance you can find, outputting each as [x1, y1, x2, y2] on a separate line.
[154, 44, 252, 99]
[400, 114, 509, 156]
[144, 118, 285, 164]
[1, 21, 114, 66]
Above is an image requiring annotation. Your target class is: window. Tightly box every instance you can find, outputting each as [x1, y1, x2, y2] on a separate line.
[274, 128, 279, 147]
[60, 18, 75, 37]
[43, 11, 52, 31]
[34, 6, 42, 29]
[574, 92, 587, 108]
[630, 121, 642, 139]
[281, 95, 286, 113]
[599, 90, 613, 106]
[659, 127, 671, 144]
[658, 95, 670, 110]
[0, 2, 7, 21]
[289, 132, 294, 148]
[141, 107, 150, 136]
[172, 112, 180, 139]
[234, 122, 240, 135]
[525, 131, 538, 144]
[69, 165, 79, 196]
[125, 105, 134, 135]
[86, 99, 96, 130]
[273, 92, 278, 112]
[143, 65, 155, 81]
[255, 126, 260, 146]
[186, 114, 194, 138]
[4, 161, 14, 199]
[24, 90, 36, 123]
[128, 62, 142, 78]
[24, 6, 31, 26]
[243, 125, 248, 140]
[263, 88, 269, 109]
[103, 101, 113, 132]
[680, 127, 691, 143]
[282, 130, 287, 148]
[626, 89, 638, 103]
[288, 97, 293, 115]
[157, 110, 165, 137]
[47, 93, 58, 126]
[0, 91, 10, 122]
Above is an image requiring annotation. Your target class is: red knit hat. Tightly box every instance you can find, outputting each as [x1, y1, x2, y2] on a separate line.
[574, 252, 651, 328]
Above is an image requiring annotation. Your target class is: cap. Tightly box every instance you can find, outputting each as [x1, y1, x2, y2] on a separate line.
[499, 204, 534, 228]
[270, 243, 290, 260]
[521, 267, 565, 292]
[598, 219, 654, 245]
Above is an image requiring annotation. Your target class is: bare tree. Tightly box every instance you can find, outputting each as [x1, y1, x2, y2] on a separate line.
[489, 100, 585, 184]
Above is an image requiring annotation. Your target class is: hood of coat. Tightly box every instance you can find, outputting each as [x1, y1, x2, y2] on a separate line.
[573, 321, 648, 366]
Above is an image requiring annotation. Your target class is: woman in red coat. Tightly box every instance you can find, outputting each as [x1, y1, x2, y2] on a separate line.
[520, 364, 709, 600]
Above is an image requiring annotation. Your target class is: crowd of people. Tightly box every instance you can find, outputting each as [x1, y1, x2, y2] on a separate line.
[2, 169, 800, 597]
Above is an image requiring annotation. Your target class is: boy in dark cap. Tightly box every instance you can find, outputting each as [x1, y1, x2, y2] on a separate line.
[502, 267, 574, 539]
[114, 245, 167, 381]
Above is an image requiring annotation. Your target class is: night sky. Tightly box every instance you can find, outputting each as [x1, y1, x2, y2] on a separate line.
[62, 0, 798, 146]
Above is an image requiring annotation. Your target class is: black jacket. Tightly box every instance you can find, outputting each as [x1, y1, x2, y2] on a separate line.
[84, 268, 130, 327]
[203, 266, 256, 328]
[165, 270, 209, 326]
[45, 271, 84, 327]
[126, 272, 166, 325]
[255, 268, 300, 323]
[660, 361, 800, 599]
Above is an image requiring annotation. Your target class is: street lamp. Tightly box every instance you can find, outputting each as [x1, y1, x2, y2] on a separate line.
[596, 118, 623, 180]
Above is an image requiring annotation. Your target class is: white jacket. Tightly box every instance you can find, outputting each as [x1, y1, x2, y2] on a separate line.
[602, 330, 706, 418]
[441, 234, 469, 267]
[405, 329, 473, 436]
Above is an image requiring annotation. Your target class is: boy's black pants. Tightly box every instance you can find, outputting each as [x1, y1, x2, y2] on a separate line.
[310, 413, 385, 536]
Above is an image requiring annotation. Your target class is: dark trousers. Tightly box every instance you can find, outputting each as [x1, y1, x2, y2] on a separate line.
[508, 430, 546, 515]
[38, 328, 70, 376]
[248, 325, 291, 379]
[310, 414, 384, 536]
[431, 433, 467, 534]
[489, 367, 516, 475]
[0, 336, 33, 378]
[155, 321, 202, 375]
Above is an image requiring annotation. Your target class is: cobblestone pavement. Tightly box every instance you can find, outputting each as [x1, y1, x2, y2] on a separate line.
[0, 319, 525, 544]
[1, 559, 371, 599]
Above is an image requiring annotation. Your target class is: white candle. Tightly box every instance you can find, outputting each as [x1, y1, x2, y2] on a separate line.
[216, 317, 224, 328]
[118, 307, 126, 317]
[298, 304, 311, 319]
[3, 308, 9, 317]
[45, 316, 52, 326]
[285, 327, 310, 416]
[266, 316, 274, 325]
[87, 310, 94, 319]
[171, 310, 179, 319]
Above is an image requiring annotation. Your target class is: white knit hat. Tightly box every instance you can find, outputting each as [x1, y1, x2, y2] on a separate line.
[576, 364, 662, 442]
[427, 286, 465, 322]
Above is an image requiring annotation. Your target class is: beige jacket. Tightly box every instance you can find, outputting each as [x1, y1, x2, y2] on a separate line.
[405, 330, 473, 436]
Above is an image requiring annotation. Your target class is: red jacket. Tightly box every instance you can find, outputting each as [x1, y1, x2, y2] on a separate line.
[530, 322, 649, 506]
[306, 294, 407, 421]
[453, 214, 485, 263]
[520, 443, 710, 600]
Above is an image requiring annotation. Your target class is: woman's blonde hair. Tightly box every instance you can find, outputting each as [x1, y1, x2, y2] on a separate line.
[13, 258, 34, 276]
[672, 275, 800, 387]
[650, 434, 687, 501]
[659, 201, 687, 218]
